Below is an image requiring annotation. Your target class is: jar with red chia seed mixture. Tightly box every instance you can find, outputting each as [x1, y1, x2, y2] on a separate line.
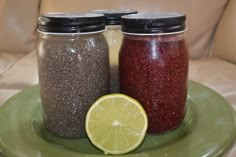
[119, 13, 189, 133]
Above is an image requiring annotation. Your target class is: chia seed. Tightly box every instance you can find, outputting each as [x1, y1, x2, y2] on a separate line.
[119, 35, 188, 133]
[120, 13, 189, 133]
[92, 9, 138, 93]
[37, 32, 109, 138]
[103, 26, 123, 93]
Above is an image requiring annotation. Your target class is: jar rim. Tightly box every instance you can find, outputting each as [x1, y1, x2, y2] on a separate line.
[121, 29, 187, 36]
[37, 29, 106, 36]
[92, 9, 137, 25]
[38, 12, 106, 33]
[121, 12, 186, 34]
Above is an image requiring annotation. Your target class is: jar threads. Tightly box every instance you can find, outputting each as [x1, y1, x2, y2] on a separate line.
[37, 13, 109, 138]
[119, 13, 189, 133]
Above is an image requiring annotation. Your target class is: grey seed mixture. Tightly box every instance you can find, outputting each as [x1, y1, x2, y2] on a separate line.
[37, 33, 109, 138]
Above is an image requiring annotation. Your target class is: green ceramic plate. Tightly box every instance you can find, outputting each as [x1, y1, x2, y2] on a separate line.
[0, 81, 235, 157]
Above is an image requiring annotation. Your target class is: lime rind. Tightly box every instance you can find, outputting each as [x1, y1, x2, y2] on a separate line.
[85, 94, 148, 155]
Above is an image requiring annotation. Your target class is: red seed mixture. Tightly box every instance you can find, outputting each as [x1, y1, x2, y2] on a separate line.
[119, 34, 189, 133]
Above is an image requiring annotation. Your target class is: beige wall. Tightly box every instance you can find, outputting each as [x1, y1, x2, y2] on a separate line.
[40, 0, 229, 60]
[214, 0, 236, 64]
[0, 0, 40, 54]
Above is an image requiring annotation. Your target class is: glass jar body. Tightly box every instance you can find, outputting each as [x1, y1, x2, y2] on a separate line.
[104, 25, 123, 93]
[37, 33, 109, 138]
[119, 33, 189, 133]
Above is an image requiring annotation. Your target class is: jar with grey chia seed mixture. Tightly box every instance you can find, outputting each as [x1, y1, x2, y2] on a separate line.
[37, 13, 109, 138]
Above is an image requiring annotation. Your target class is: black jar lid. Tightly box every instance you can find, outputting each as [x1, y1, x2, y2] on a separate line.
[121, 12, 186, 34]
[92, 9, 138, 25]
[38, 12, 105, 33]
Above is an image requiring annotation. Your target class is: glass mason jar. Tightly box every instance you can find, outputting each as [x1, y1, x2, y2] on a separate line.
[37, 13, 109, 138]
[92, 10, 137, 93]
[119, 13, 189, 133]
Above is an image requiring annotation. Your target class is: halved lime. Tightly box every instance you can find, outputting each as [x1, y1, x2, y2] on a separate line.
[85, 94, 148, 155]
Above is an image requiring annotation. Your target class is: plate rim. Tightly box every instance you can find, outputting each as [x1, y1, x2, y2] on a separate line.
[0, 80, 235, 157]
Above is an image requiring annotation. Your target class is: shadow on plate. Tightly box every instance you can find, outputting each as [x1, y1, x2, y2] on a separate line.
[32, 100, 196, 155]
